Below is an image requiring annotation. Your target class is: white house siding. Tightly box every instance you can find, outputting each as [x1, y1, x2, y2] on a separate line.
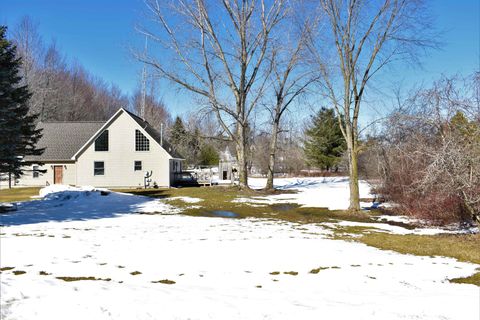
[15, 162, 76, 187]
[75, 112, 172, 188]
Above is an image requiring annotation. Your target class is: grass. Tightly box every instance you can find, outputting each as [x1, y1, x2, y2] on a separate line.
[0, 187, 41, 203]
[3, 184, 472, 285]
[151, 279, 176, 284]
[116, 186, 394, 226]
[0, 267, 15, 271]
[117, 186, 480, 285]
[450, 272, 480, 286]
[56, 276, 112, 282]
[12, 270, 26, 275]
[353, 232, 480, 286]
[359, 233, 480, 265]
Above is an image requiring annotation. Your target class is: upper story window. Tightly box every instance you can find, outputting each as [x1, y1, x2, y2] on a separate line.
[33, 165, 39, 178]
[95, 130, 109, 151]
[135, 129, 150, 151]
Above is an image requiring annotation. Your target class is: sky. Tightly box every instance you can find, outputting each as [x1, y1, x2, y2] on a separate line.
[1, 0, 479, 119]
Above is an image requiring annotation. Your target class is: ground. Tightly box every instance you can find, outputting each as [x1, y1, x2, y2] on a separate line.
[0, 177, 479, 319]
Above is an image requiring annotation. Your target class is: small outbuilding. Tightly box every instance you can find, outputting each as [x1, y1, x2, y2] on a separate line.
[218, 147, 238, 181]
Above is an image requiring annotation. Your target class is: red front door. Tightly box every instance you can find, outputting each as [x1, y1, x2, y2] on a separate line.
[54, 166, 63, 184]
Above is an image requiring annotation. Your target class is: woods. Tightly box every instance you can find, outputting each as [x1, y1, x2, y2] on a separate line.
[10, 17, 128, 121]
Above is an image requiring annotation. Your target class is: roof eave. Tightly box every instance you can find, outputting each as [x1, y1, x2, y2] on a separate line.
[70, 108, 126, 160]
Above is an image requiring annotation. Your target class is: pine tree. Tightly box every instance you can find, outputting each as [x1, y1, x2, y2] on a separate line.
[303, 107, 346, 171]
[0, 26, 43, 188]
[169, 116, 187, 146]
[168, 116, 202, 166]
[199, 144, 219, 166]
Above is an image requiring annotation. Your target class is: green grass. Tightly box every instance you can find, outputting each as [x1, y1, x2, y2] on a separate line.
[0, 187, 41, 203]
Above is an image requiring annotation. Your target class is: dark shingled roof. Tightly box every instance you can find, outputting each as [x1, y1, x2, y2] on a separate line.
[24, 122, 105, 161]
[24, 109, 184, 162]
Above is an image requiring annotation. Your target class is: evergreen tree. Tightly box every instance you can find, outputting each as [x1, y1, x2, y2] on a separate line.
[199, 144, 219, 166]
[169, 116, 187, 146]
[0, 26, 43, 187]
[303, 107, 346, 171]
[168, 116, 202, 166]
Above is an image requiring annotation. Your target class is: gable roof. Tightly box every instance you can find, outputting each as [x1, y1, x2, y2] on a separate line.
[124, 109, 184, 159]
[24, 122, 105, 162]
[71, 108, 184, 160]
[24, 108, 184, 162]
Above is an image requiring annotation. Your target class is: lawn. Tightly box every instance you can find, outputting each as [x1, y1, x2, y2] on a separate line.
[2, 184, 479, 286]
[0, 187, 41, 203]
[117, 185, 480, 286]
[1, 179, 479, 319]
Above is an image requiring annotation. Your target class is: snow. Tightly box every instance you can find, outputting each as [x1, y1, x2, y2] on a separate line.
[0, 185, 177, 226]
[169, 196, 203, 203]
[243, 177, 374, 210]
[1, 182, 479, 320]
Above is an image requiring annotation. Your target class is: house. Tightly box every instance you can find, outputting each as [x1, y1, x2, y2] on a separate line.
[15, 108, 183, 188]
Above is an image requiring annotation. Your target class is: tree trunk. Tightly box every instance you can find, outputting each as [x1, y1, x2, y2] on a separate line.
[347, 136, 361, 211]
[236, 125, 249, 188]
[265, 121, 279, 191]
[8, 172, 12, 189]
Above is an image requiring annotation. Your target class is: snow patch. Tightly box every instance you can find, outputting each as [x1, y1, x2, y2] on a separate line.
[169, 196, 203, 203]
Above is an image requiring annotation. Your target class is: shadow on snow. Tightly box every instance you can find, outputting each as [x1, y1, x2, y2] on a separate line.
[0, 190, 155, 226]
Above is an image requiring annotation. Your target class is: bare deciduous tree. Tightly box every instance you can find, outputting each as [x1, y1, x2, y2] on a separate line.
[263, 18, 316, 190]
[137, 0, 287, 188]
[309, 0, 436, 210]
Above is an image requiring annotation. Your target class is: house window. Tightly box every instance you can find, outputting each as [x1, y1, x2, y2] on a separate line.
[95, 130, 109, 151]
[94, 161, 104, 176]
[135, 129, 150, 151]
[134, 161, 142, 171]
[33, 165, 39, 178]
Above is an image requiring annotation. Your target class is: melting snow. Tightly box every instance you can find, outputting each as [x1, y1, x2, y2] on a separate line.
[0, 182, 478, 320]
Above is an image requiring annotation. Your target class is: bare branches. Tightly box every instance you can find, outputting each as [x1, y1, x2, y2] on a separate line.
[138, 0, 288, 186]
[308, 0, 435, 210]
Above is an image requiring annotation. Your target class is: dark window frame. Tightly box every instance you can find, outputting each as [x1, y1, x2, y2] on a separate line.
[95, 130, 109, 152]
[33, 165, 39, 178]
[135, 129, 150, 151]
[134, 161, 142, 171]
[94, 161, 105, 176]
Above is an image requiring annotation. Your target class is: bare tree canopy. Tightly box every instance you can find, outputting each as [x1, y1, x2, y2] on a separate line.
[309, 0, 437, 210]
[137, 0, 288, 187]
[9, 16, 129, 121]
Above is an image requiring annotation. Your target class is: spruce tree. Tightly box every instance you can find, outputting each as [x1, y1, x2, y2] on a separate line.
[0, 26, 43, 187]
[169, 116, 187, 146]
[199, 144, 219, 166]
[304, 107, 346, 171]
